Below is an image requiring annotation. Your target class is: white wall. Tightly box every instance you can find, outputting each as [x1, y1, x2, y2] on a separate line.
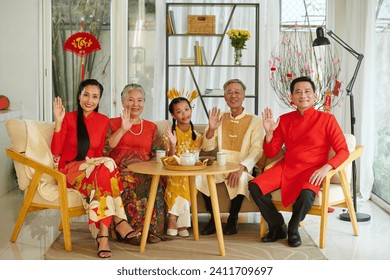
[0, 0, 40, 196]
[0, 0, 40, 120]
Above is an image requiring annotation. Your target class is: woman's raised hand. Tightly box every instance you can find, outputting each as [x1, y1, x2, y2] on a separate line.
[120, 107, 132, 131]
[53, 97, 65, 123]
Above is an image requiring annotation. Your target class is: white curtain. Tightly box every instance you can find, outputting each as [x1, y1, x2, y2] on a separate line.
[342, 0, 377, 201]
[357, 0, 377, 200]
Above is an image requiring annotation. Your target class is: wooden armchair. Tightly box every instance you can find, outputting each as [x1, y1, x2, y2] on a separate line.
[5, 119, 86, 252]
[259, 134, 364, 248]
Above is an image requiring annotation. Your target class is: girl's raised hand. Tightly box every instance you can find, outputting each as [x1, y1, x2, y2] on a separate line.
[165, 123, 177, 147]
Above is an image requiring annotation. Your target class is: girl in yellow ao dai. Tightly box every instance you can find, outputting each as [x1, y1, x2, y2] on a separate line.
[164, 97, 202, 237]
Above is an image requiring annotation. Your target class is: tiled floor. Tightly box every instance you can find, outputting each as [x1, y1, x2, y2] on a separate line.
[1, 187, 390, 260]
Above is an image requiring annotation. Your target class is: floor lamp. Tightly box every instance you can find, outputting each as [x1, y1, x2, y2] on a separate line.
[313, 27, 371, 222]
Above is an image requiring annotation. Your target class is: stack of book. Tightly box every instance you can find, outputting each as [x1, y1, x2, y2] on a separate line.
[180, 57, 196, 65]
[194, 41, 207, 65]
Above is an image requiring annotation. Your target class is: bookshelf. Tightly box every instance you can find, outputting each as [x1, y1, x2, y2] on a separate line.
[165, 2, 259, 120]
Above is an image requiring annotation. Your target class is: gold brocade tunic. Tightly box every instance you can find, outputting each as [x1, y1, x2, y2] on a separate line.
[200, 109, 264, 199]
[164, 126, 203, 211]
[221, 113, 253, 152]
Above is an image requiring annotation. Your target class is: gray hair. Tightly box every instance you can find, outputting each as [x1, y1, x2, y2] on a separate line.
[223, 79, 246, 93]
[121, 83, 145, 102]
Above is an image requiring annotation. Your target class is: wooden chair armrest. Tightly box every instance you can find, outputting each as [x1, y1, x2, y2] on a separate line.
[326, 145, 364, 178]
[5, 147, 67, 190]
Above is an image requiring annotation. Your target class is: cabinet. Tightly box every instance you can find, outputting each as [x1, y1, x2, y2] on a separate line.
[165, 2, 259, 121]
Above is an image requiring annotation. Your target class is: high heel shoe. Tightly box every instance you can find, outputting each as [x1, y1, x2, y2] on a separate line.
[112, 219, 140, 246]
[96, 235, 111, 258]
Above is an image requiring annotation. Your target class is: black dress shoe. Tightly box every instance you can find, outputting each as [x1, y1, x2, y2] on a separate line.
[287, 232, 302, 247]
[261, 224, 287, 243]
[223, 217, 238, 235]
[201, 219, 216, 235]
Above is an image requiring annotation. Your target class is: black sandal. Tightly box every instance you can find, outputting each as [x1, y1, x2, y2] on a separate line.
[96, 235, 111, 258]
[112, 219, 140, 245]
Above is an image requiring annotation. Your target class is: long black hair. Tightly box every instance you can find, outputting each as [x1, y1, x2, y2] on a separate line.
[168, 97, 196, 141]
[75, 79, 104, 161]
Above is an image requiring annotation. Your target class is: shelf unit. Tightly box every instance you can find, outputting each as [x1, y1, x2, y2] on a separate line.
[165, 2, 259, 120]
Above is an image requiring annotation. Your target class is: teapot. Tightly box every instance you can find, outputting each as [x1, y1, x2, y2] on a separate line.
[173, 151, 196, 166]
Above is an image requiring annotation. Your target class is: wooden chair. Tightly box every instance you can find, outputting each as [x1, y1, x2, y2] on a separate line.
[259, 134, 364, 248]
[5, 119, 86, 252]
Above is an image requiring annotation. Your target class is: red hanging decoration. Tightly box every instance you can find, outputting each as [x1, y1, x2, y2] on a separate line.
[64, 32, 101, 80]
[324, 91, 332, 113]
[333, 80, 341, 96]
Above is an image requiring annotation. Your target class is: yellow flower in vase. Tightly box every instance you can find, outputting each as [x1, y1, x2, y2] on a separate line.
[227, 29, 250, 65]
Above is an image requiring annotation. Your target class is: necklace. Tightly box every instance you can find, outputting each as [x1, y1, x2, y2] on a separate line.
[129, 118, 143, 136]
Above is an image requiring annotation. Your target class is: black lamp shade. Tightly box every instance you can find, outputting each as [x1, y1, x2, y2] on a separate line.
[313, 27, 331, 46]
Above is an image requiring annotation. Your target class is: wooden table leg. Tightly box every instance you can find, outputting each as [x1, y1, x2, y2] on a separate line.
[207, 175, 225, 256]
[139, 174, 160, 253]
[189, 176, 199, 241]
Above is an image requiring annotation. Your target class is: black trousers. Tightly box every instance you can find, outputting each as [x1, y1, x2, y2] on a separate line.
[202, 193, 244, 222]
[248, 182, 315, 234]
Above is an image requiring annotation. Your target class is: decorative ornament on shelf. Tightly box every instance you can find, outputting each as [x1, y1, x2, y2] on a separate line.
[226, 29, 250, 65]
[167, 88, 199, 104]
[269, 25, 344, 111]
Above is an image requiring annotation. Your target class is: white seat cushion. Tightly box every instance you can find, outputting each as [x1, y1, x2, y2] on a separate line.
[5, 118, 84, 206]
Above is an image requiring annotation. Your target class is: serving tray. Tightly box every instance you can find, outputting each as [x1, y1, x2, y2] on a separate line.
[161, 156, 207, 171]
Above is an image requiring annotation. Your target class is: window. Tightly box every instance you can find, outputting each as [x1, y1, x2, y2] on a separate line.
[52, 0, 111, 115]
[280, 0, 326, 31]
[372, 0, 390, 205]
[273, 0, 338, 110]
[51, 0, 157, 119]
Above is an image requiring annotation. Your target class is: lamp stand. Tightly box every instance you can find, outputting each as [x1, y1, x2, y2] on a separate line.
[339, 93, 371, 222]
[313, 28, 371, 222]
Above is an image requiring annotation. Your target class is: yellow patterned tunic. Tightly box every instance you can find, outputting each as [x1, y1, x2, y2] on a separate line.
[164, 126, 203, 213]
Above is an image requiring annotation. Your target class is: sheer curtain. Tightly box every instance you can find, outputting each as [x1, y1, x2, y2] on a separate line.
[344, 0, 376, 201]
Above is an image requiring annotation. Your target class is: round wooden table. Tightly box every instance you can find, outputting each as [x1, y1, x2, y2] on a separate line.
[128, 161, 239, 256]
